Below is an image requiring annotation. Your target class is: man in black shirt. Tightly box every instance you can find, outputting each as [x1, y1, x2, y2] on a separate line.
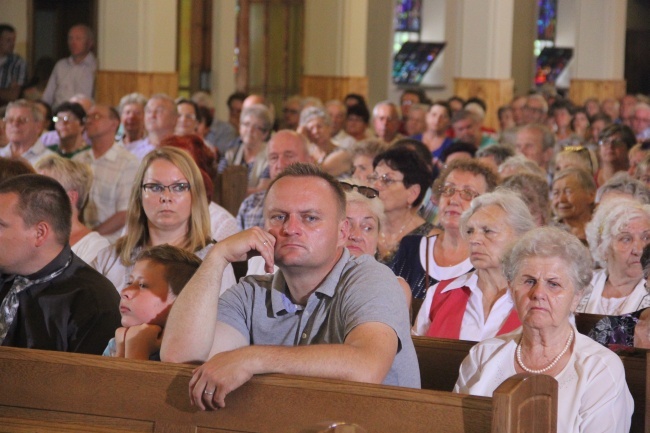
[0, 174, 120, 354]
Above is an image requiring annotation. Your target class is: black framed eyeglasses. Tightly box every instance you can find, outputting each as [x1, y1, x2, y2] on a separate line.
[339, 181, 379, 199]
[142, 182, 191, 194]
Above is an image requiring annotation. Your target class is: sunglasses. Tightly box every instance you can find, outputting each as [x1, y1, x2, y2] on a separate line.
[339, 181, 379, 199]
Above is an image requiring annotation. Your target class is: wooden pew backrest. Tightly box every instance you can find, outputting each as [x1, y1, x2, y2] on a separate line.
[0, 346, 557, 433]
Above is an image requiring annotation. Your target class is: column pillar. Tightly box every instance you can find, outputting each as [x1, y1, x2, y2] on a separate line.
[453, 0, 514, 129]
[95, 0, 178, 106]
[302, 0, 368, 102]
[568, 0, 627, 104]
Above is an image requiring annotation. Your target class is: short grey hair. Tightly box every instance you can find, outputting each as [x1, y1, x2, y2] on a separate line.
[519, 123, 555, 150]
[552, 168, 596, 193]
[408, 103, 430, 116]
[499, 154, 547, 177]
[299, 106, 331, 127]
[460, 189, 536, 239]
[502, 173, 551, 226]
[240, 104, 273, 132]
[527, 94, 548, 114]
[34, 155, 93, 213]
[476, 144, 516, 166]
[6, 99, 43, 123]
[372, 101, 401, 119]
[148, 93, 175, 106]
[596, 172, 650, 204]
[503, 226, 593, 295]
[349, 139, 390, 159]
[464, 102, 485, 121]
[119, 93, 147, 114]
[585, 198, 650, 268]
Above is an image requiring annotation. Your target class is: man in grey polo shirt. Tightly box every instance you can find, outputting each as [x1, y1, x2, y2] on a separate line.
[162, 163, 420, 410]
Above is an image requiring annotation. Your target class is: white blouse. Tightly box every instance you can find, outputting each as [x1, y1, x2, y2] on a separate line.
[412, 271, 516, 341]
[576, 269, 650, 315]
[454, 328, 633, 433]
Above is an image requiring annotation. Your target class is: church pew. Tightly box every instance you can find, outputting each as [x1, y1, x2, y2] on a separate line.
[0, 346, 556, 433]
[413, 335, 650, 433]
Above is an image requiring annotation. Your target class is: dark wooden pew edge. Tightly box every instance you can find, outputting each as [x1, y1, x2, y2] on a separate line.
[0, 346, 556, 433]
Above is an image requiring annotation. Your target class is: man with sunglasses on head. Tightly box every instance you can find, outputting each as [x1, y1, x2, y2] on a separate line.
[73, 104, 139, 242]
[0, 99, 55, 165]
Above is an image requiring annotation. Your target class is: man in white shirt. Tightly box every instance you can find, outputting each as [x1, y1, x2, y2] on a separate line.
[42, 24, 97, 108]
[326, 99, 355, 149]
[73, 105, 139, 242]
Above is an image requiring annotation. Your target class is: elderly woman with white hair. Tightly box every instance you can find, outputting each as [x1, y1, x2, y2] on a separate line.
[412, 189, 535, 340]
[217, 104, 272, 193]
[577, 198, 650, 315]
[596, 171, 650, 204]
[299, 106, 352, 177]
[455, 227, 633, 433]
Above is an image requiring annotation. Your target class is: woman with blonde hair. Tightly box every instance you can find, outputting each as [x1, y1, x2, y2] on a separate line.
[93, 147, 235, 293]
[35, 154, 110, 264]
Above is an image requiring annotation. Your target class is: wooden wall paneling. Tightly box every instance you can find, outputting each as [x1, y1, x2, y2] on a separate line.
[95, 71, 179, 106]
[569, 79, 626, 105]
[301, 75, 368, 105]
[453, 78, 514, 131]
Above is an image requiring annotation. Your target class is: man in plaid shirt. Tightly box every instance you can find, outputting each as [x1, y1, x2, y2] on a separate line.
[236, 130, 312, 230]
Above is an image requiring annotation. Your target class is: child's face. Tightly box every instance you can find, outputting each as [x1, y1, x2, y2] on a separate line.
[120, 260, 176, 328]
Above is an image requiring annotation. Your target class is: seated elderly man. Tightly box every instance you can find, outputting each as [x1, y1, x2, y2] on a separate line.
[372, 101, 404, 145]
[162, 163, 420, 409]
[0, 174, 120, 353]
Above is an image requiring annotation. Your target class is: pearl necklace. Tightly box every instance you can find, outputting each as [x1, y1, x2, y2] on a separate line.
[379, 213, 415, 252]
[516, 329, 574, 374]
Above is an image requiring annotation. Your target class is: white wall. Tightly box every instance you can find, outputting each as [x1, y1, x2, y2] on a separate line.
[304, 0, 367, 77]
[97, 0, 177, 72]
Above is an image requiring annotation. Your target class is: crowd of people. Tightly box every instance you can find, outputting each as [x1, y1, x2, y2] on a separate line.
[2, 21, 650, 433]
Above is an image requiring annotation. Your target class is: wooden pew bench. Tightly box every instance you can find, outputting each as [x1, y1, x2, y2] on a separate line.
[413, 334, 650, 433]
[0, 346, 556, 433]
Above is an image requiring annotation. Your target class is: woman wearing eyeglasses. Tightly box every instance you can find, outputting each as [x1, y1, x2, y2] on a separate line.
[93, 146, 236, 295]
[391, 159, 499, 300]
[412, 190, 535, 340]
[596, 124, 635, 187]
[368, 147, 435, 265]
